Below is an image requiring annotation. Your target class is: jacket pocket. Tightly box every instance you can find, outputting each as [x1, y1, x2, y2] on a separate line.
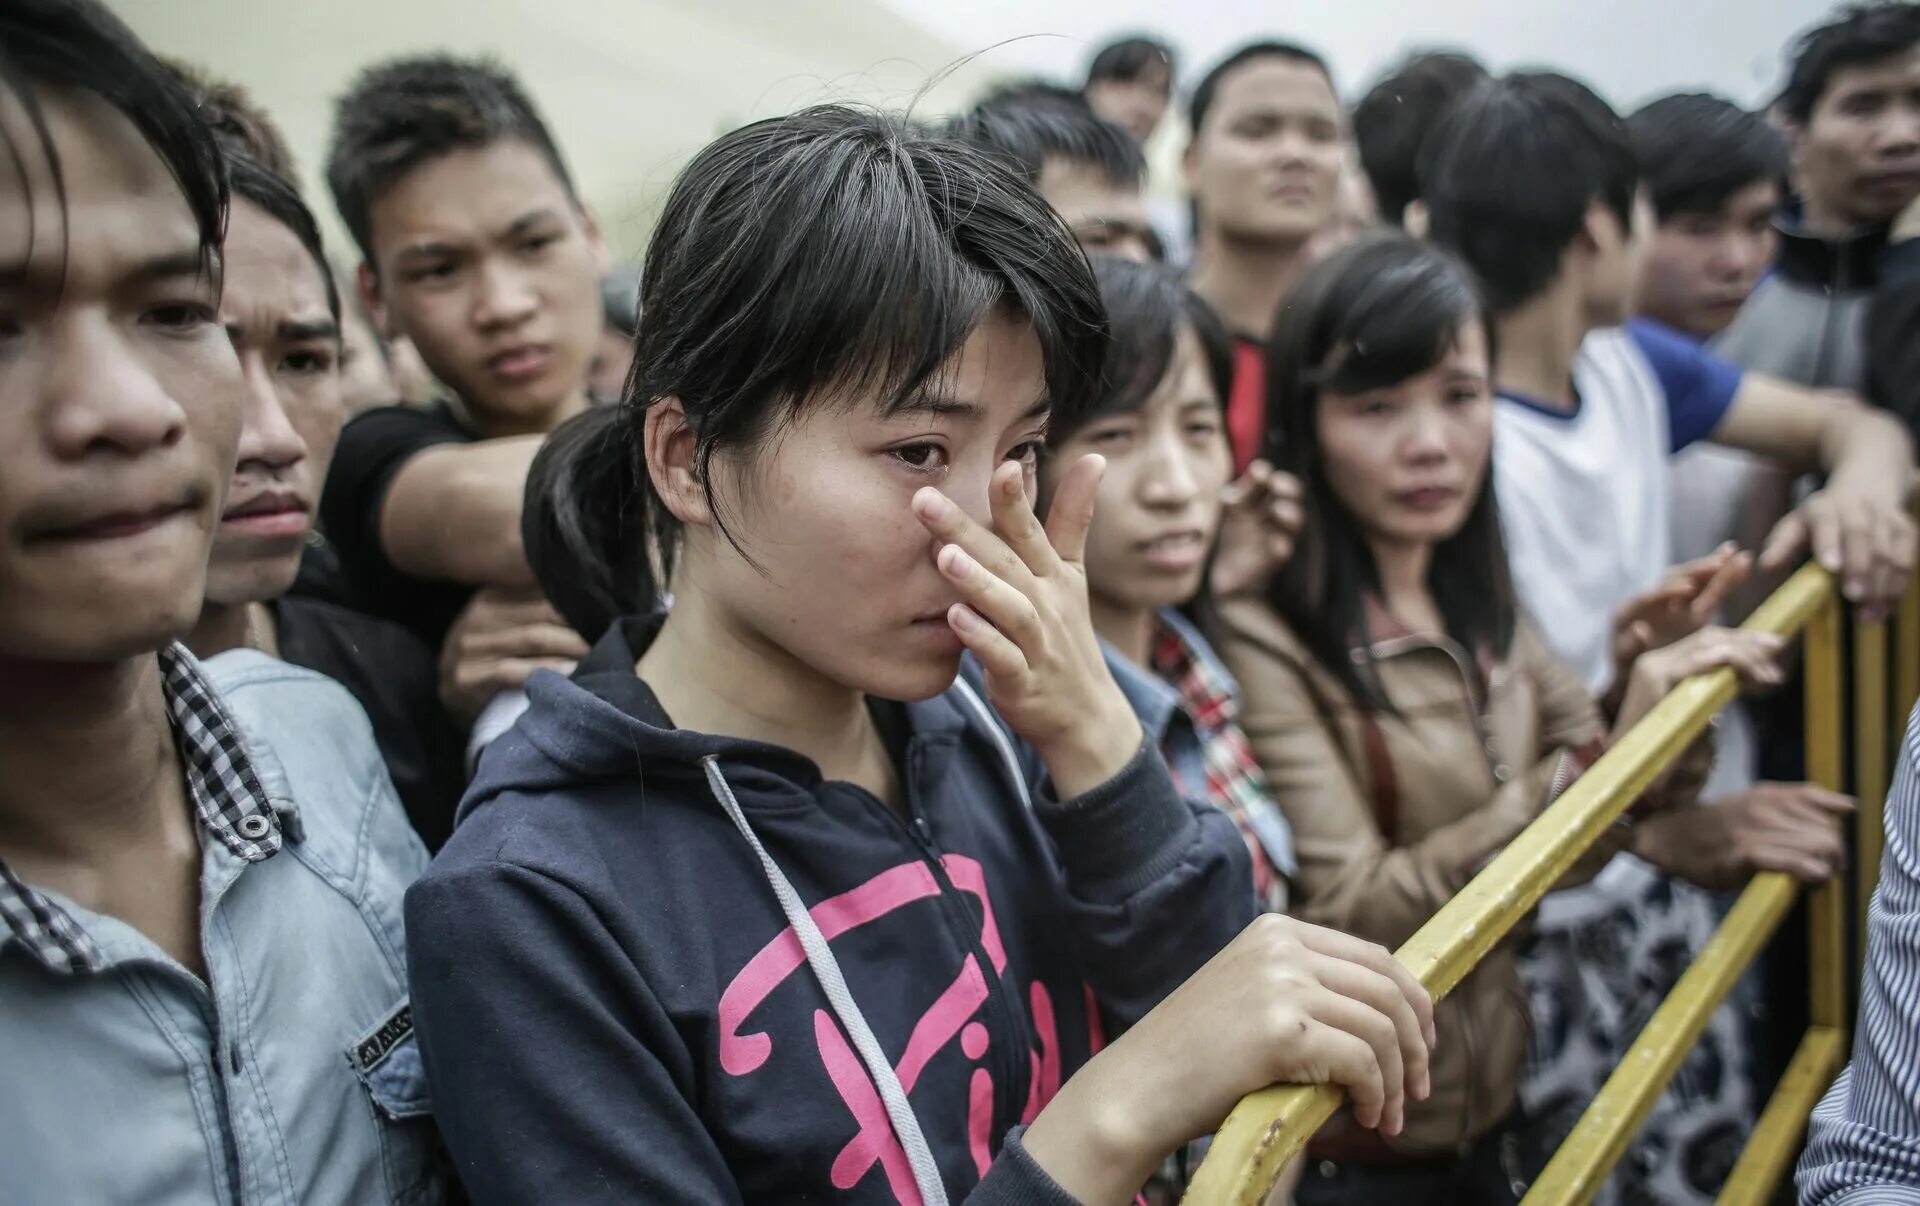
[346, 1000, 443, 1205]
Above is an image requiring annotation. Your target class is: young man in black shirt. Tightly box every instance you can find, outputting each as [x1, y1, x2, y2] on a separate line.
[321, 55, 597, 714]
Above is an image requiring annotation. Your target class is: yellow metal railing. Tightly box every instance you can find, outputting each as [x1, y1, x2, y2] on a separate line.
[1185, 565, 1920, 1206]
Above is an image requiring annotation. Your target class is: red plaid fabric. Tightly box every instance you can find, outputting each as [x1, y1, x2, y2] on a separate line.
[1149, 618, 1287, 912]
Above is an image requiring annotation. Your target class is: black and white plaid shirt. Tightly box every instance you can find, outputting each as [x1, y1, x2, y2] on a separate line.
[0, 644, 284, 974]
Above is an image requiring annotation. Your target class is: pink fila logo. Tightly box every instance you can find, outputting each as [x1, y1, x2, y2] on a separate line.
[716, 855, 1106, 1204]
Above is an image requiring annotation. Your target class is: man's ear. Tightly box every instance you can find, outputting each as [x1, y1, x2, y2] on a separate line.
[1578, 199, 1617, 256]
[642, 398, 711, 528]
[1181, 138, 1199, 192]
[356, 263, 395, 340]
[1403, 199, 1431, 239]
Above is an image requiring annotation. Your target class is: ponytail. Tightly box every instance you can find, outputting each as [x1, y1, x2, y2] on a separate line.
[523, 405, 666, 642]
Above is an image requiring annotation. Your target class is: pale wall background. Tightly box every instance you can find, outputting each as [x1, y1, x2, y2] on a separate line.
[115, 0, 1839, 261]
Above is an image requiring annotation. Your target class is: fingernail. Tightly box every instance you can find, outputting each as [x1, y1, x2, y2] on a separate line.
[948, 604, 977, 633]
[913, 489, 952, 521]
[941, 545, 974, 580]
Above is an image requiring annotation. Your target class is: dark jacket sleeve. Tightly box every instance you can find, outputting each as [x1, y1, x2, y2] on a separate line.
[1867, 240, 1920, 439]
[407, 856, 747, 1206]
[1029, 734, 1259, 1033]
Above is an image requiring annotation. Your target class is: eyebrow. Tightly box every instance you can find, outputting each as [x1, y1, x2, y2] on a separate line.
[280, 318, 342, 342]
[500, 208, 564, 240]
[0, 246, 208, 292]
[893, 391, 1051, 422]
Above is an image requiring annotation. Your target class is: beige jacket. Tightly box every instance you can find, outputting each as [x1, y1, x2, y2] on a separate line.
[1210, 596, 1625, 1155]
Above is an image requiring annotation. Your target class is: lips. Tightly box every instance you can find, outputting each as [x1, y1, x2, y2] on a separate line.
[487, 343, 553, 383]
[30, 498, 197, 544]
[221, 489, 311, 540]
[1138, 528, 1208, 571]
[1394, 486, 1461, 511]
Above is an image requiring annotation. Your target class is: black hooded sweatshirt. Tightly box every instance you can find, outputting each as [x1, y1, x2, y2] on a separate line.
[406, 616, 1257, 1204]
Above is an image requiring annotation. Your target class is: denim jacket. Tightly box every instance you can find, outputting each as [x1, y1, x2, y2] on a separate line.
[0, 649, 441, 1206]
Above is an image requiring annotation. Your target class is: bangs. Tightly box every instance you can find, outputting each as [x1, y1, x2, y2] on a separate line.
[1306, 243, 1485, 395]
[638, 107, 1108, 438]
[1053, 256, 1232, 442]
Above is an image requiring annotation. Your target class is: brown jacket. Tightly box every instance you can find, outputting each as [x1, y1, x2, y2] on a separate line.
[1209, 596, 1620, 1155]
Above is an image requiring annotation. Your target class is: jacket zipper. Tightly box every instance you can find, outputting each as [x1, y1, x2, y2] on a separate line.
[848, 737, 1031, 1143]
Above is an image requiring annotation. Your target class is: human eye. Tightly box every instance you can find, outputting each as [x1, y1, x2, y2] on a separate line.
[890, 441, 949, 473]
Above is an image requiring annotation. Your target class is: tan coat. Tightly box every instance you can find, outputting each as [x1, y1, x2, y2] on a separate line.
[1210, 596, 1621, 1155]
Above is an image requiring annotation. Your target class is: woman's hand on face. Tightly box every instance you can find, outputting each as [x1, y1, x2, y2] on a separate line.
[1612, 625, 1785, 740]
[912, 455, 1143, 799]
[1020, 915, 1435, 1205]
[1210, 461, 1305, 600]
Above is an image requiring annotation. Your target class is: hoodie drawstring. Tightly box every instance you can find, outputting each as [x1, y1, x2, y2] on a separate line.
[700, 755, 951, 1206]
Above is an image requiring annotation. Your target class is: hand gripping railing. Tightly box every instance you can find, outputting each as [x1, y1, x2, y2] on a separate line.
[1184, 563, 1920, 1206]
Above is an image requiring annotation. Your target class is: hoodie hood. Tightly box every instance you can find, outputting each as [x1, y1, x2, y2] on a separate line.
[459, 614, 972, 826]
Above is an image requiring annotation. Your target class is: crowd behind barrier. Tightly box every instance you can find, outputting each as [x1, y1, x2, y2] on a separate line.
[3, 2, 1920, 1205]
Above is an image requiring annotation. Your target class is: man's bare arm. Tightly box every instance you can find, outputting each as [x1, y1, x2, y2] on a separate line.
[377, 436, 544, 589]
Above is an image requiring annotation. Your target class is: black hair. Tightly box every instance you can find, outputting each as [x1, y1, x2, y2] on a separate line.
[1628, 93, 1788, 220]
[0, 0, 228, 275]
[225, 149, 342, 325]
[1049, 256, 1231, 445]
[1422, 71, 1638, 314]
[326, 54, 577, 267]
[1189, 40, 1334, 136]
[1352, 50, 1489, 225]
[162, 58, 298, 179]
[524, 106, 1109, 642]
[1263, 233, 1512, 709]
[1086, 36, 1176, 92]
[1777, 2, 1920, 123]
[944, 84, 1146, 189]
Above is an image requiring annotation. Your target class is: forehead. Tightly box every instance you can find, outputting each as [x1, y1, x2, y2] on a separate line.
[0, 87, 202, 284]
[1038, 157, 1146, 211]
[222, 198, 331, 323]
[1208, 58, 1340, 126]
[1818, 44, 1920, 105]
[367, 137, 574, 251]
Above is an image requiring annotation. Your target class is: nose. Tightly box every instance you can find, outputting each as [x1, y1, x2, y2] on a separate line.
[232, 356, 309, 476]
[1886, 100, 1920, 153]
[472, 258, 539, 331]
[42, 314, 194, 460]
[1400, 402, 1449, 464]
[1138, 432, 1202, 509]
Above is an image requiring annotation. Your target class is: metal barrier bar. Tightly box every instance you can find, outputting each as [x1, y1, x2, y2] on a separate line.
[1806, 599, 1849, 1030]
[1183, 563, 1837, 1205]
[1521, 873, 1800, 1205]
[1855, 619, 1889, 979]
[1716, 1025, 1849, 1205]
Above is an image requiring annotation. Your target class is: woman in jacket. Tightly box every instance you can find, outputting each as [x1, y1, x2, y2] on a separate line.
[1209, 234, 1784, 1206]
[404, 107, 1435, 1206]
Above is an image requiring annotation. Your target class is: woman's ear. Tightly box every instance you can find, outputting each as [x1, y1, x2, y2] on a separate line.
[643, 398, 712, 527]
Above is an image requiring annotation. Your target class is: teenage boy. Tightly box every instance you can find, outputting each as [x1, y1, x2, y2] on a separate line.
[1425, 70, 1914, 1203]
[184, 143, 467, 849]
[322, 54, 597, 696]
[1629, 94, 1788, 343]
[1183, 41, 1345, 473]
[0, 3, 440, 1202]
[1082, 34, 1176, 146]
[1722, 2, 1920, 399]
[946, 84, 1157, 262]
[1351, 49, 1489, 230]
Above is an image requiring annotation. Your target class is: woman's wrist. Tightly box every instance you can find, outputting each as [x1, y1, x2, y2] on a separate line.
[1021, 1052, 1165, 1205]
[1033, 694, 1145, 801]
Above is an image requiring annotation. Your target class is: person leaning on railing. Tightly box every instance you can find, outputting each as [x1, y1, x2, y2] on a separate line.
[1207, 235, 1789, 1206]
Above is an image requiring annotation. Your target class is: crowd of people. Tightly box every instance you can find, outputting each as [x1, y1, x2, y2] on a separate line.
[3, 0, 1920, 1203]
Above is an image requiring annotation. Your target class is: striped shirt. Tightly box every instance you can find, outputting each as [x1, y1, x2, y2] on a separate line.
[1798, 701, 1920, 1203]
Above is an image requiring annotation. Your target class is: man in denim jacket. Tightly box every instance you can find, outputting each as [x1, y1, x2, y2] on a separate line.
[0, 4, 440, 1202]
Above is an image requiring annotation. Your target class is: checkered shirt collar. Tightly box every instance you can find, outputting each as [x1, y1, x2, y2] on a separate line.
[0, 644, 283, 974]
